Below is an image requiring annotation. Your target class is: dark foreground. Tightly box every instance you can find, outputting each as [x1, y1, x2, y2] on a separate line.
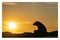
[2, 31, 58, 38]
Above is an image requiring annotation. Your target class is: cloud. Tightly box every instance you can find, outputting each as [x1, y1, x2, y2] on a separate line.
[2, 2, 17, 5]
[32, 2, 58, 7]
[2, 2, 57, 7]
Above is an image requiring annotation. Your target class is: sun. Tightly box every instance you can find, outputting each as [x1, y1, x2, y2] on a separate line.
[8, 22, 16, 30]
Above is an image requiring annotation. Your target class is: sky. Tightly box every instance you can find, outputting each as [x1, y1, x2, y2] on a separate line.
[2, 2, 58, 34]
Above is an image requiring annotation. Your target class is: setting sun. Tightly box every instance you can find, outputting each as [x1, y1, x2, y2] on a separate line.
[8, 22, 16, 30]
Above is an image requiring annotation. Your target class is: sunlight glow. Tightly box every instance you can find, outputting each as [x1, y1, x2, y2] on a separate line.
[8, 22, 16, 30]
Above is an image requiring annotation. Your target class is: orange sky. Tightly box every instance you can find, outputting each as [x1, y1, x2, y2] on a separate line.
[2, 2, 58, 34]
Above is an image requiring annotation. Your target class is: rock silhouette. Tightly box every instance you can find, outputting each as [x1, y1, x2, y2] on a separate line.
[2, 21, 58, 38]
[33, 21, 47, 37]
[33, 21, 58, 37]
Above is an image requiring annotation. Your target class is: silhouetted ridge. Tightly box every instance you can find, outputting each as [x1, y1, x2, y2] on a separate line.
[46, 31, 58, 37]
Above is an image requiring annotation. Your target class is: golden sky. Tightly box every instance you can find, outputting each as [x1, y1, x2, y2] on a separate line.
[2, 2, 58, 34]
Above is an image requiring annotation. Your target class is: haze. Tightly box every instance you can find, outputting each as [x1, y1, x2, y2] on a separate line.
[2, 2, 58, 34]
